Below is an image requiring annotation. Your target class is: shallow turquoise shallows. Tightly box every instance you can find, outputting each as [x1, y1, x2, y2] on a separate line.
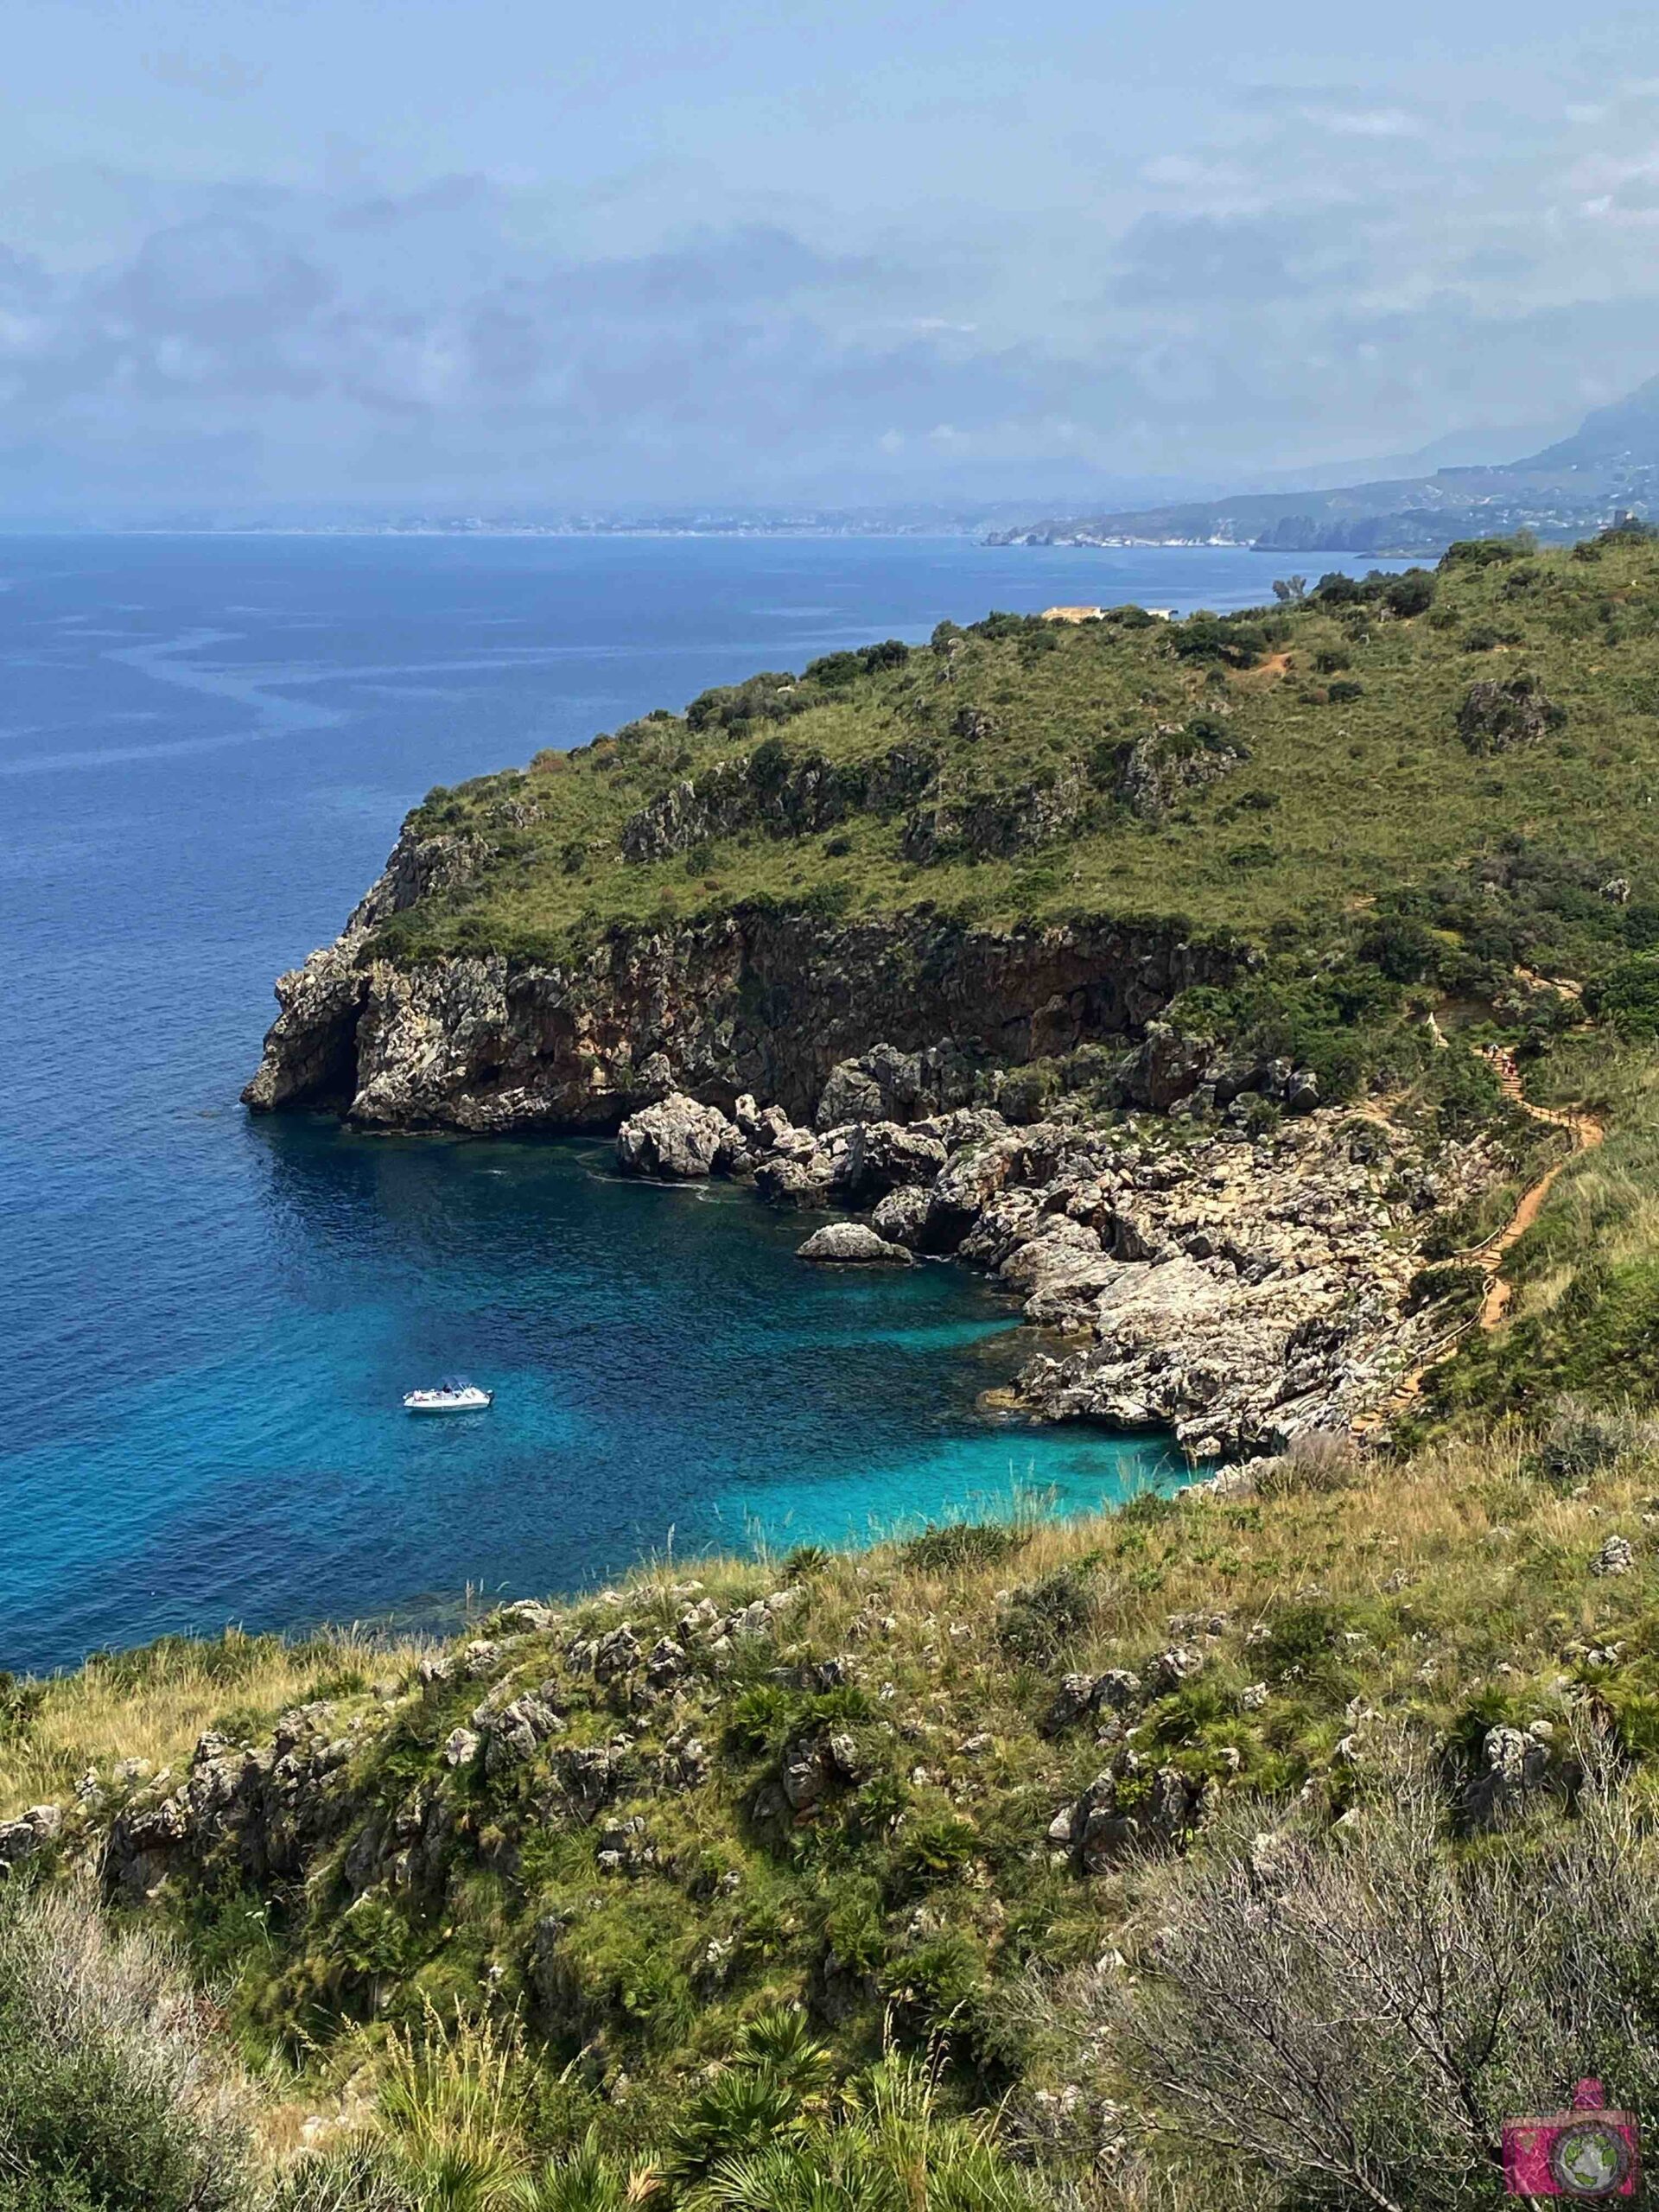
[0, 533, 1406, 1675]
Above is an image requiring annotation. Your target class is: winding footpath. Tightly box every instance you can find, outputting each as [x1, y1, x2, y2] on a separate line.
[1356, 1052, 1605, 1433]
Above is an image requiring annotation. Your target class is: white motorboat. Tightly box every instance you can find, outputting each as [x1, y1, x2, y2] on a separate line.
[403, 1376, 493, 1415]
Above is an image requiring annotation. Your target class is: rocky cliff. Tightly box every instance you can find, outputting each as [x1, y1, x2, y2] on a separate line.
[245, 827, 1238, 1131]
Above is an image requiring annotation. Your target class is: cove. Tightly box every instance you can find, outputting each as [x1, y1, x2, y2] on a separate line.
[0, 533, 1299, 1679]
[3, 1119, 1190, 1675]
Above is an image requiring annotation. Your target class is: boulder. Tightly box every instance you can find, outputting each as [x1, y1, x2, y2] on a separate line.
[755, 1150, 836, 1209]
[872, 1184, 934, 1249]
[615, 1093, 734, 1180]
[480, 1691, 565, 1776]
[1041, 1675, 1099, 1736]
[442, 1727, 480, 1769]
[0, 1802, 61, 1871]
[816, 1045, 931, 1129]
[798, 1222, 914, 1266]
[1464, 1723, 1551, 1827]
[835, 1121, 949, 1205]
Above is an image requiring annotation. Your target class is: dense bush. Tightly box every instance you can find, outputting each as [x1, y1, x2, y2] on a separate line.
[1440, 533, 1532, 568]
[0, 1883, 256, 2211]
[1171, 615, 1268, 668]
[899, 1521, 1030, 1574]
[997, 1562, 1102, 1661]
[1588, 953, 1659, 1039]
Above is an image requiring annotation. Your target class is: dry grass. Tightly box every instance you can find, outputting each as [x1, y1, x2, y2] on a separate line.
[1, 1624, 431, 1820]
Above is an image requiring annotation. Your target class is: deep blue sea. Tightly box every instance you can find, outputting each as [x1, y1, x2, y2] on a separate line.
[0, 535, 1377, 1675]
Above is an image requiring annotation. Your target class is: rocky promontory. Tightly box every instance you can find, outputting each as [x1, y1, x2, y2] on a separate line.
[243, 821, 1521, 1452]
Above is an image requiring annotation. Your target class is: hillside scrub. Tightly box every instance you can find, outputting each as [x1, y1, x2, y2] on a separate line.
[1074, 1742, 1659, 2212]
[0, 1881, 259, 2210]
[363, 537, 1659, 992]
[13, 1386, 1659, 2204]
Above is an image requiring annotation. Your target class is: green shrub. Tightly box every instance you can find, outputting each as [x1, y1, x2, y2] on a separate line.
[1171, 615, 1268, 669]
[899, 1520, 1029, 1574]
[1589, 954, 1659, 1039]
[0, 1885, 256, 2212]
[998, 1562, 1102, 1661]
[889, 1814, 981, 1897]
[0, 1671, 45, 1745]
[1533, 1395, 1659, 1486]
[1440, 533, 1529, 568]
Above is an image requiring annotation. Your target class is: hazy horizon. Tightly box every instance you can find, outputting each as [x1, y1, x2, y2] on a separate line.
[9, 2, 1659, 518]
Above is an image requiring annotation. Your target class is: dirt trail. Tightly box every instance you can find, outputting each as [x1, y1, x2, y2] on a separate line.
[1354, 1052, 1605, 1432]
[1473, 1061, 1604, 1325]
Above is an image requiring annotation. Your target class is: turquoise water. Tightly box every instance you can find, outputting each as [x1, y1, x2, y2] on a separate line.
[0, 535, 1368, 1675]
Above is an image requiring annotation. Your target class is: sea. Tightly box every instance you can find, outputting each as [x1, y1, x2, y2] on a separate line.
[0, 535, 1396, 1675]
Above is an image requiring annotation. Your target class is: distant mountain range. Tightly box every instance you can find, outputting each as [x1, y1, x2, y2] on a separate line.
[990, 377, 1659, 555]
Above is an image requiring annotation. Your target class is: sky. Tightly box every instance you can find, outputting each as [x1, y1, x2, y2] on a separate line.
[9, 0, 1659, 516]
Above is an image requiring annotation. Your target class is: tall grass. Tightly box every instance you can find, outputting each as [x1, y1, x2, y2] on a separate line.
[1, 1624, 430, 1819]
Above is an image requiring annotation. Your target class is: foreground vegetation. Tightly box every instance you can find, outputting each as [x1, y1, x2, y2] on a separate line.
[12, 1376, 1659, 2205]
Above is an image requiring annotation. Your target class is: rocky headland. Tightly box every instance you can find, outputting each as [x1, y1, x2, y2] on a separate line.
[244, 544, 1659, 1456]
[243, 824, 1516, 1455]
[243, 823, 1236, 1130]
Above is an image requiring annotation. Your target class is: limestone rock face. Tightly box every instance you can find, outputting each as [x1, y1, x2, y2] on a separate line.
[797, 1222, 914, 1266]
[245, 844, 1236, 1130]
[1116, 728, 1245, 823]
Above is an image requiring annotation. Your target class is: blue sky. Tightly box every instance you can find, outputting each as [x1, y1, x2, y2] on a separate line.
[8, 0, 1659, 512]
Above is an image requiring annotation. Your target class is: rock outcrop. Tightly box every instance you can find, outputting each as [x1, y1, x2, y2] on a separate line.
[1115, 726, 1246, 823]
[614, 1093, 739, 1180]
[244, 825, 1236, 1128]
[797, 1222, 914, 1265]
[618, 742, 938, 862]
[1456, 674, 1566, 754]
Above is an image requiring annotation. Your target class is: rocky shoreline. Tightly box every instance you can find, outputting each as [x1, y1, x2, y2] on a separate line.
[242, 826, 1236, 1128]
[245, 825, 1510, 1455]
[609, 1056, 1504, 1457]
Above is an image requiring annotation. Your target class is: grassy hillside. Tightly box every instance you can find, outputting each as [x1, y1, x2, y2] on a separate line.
[378, 531, 1659, 979]
[11, 1395, 1659, 2208]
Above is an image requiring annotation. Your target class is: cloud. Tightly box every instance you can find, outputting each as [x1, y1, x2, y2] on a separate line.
[10, 58, 1659, 519]
[140, 50, 270, 99]
[1111, 211, 1356, 306]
